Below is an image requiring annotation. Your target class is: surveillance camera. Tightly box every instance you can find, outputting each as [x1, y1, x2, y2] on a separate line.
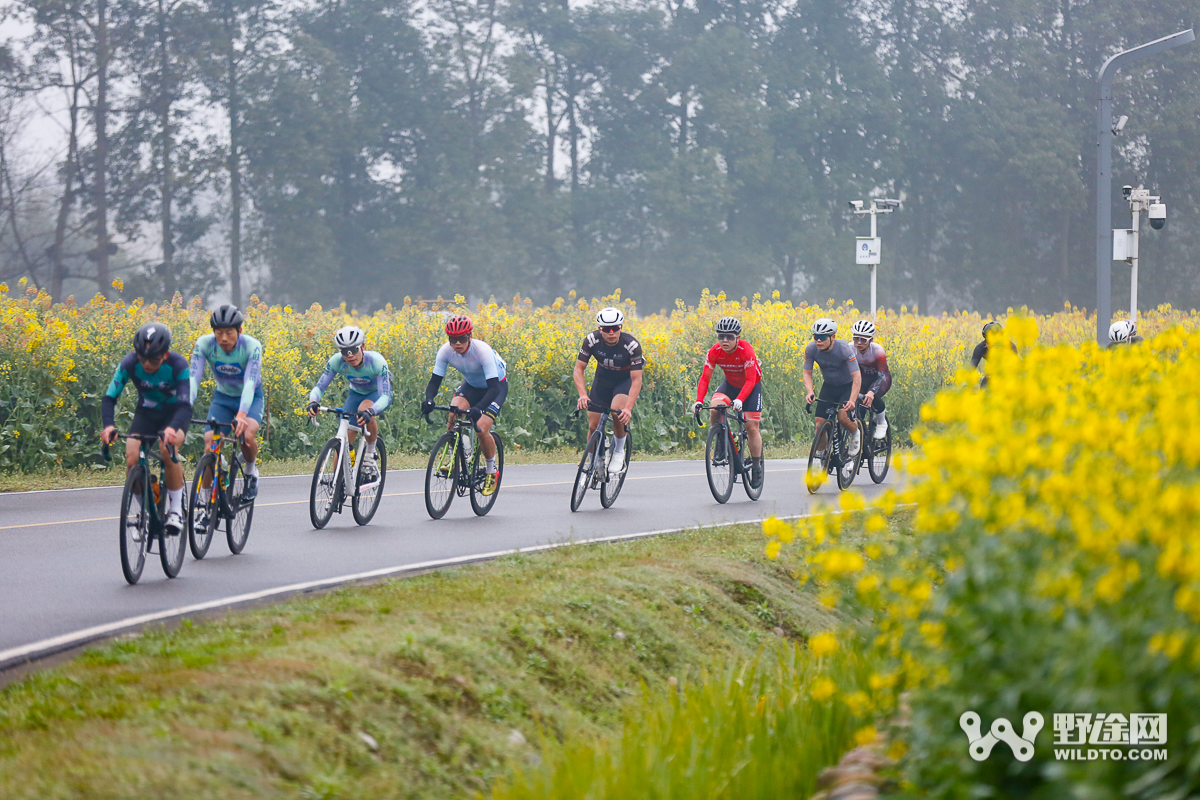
[1122, 185, 1133, 198]
[1112, 115, 1129, 134]
[1149, 202, 1166, 230]
[882, 199, 901, 209]
[849, 200, 863, 210]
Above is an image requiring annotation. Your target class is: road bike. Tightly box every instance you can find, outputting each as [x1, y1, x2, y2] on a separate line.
[187, 418, 256, 559]
[694, 403, 763, 503]
[102, 432, 186, 584]
[423, 405, 505, 519]
[855, 395, 891, 484]
[805, 400, 862, 493]
[570, 407, 632, 512]
[309, 406, 388, 529]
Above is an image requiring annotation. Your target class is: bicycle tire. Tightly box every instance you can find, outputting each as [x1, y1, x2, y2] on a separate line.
[425, 432, 459, 519]
[159, 469, 187, 578]
[600, 430, 632, 508]
[352, 437, 388, 525]
[571, 429, 602, 512]
[837, 425, 861, 490]
[119, 465, 149, 585]
[705, 423, 734, 504]
[469, 433, 504, 516]
[806, 420, 833, 494]
[868, 422, 891, 484]
[226, 458, 255, 553]
[188, 454, 218, 559]
[742, 433, 764, 501]
[309, 438, 341, 529]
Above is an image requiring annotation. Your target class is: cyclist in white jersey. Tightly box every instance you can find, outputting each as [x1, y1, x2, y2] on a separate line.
[422, 315, 508, 495]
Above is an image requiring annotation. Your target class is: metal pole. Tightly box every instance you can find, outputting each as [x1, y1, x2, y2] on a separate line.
[870, 209, 878, 318]
[1094, 30, 1194, 345]
[1130, 207, 1140, 324]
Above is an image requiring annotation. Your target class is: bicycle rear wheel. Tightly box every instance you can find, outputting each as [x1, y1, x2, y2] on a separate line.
[188, 454, 218, 559]
[868, 422, 891, 484]
[837, 426, 861, 490]
[570, 431, 601, 512]
[353, 437, 387, 525]
[600, 431, 632, 508]
[119, 466, 149, 585]
[806, 421, 833, 494]
[309, 438, 341, 529]
[425, 432, 458, 519]
[470, 433, 504, 516]
[705, 423, 734, 504]
[226, 458, 255, 553]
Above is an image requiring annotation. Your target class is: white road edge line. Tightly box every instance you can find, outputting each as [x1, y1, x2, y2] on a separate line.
[0, 508, 837, 671]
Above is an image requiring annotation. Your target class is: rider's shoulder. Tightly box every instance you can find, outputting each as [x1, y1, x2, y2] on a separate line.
[241, 333, 264, 352]
[194, 332, 216, 350]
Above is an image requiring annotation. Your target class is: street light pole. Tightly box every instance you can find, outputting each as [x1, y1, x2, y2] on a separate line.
[1094, 29, 1194, 345]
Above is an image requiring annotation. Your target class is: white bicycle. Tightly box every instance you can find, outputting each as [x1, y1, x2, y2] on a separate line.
[308, 405, 388, 528]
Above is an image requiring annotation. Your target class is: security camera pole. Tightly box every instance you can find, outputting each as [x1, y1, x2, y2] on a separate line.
[849, 198, 899, 317]
[1113, 186, 1166, 324]
[1094, 29, 1194, 345]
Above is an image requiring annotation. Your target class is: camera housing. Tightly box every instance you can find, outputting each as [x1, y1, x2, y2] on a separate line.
[1122, 185, 1133, 198]
[1149, 203, 1166, 230]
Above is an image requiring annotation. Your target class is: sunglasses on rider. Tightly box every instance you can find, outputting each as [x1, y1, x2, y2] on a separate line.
[716, 333, 737, 342]
[448, 335, 470, 345]
[339, 346, 362, 358]
[600, 325, 621, 334]
[813, 333, 831, 342]
[853, 336, 871, 344]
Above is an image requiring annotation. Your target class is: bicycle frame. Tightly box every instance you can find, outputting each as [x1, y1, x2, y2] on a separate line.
[426, 405, 480, 493]
[694, 404, 748, 463]
[315, 406, 378, 499]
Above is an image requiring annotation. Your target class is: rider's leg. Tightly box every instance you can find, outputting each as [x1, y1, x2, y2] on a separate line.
[610, 393, 630, 463]
[837, 406, 859, 436]
[158, 437, 185, 519]
[240, 418, 261, 470]
[746, 418, 762, 457]
[124, 436, 140, 473]
[814, 417, 830, 451]
[201, 429, 216, 489]
[476, 414, 496, 460]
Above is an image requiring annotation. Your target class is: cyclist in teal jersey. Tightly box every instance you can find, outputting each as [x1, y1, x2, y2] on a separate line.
[101, 323, 192, 533]
[307, 325, 393, 482]
[190, 305, 264, 500]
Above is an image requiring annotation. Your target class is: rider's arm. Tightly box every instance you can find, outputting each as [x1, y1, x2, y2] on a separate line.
[101, 355, 134, 429]
[308, 354, 340, 404]
[478, 377, 502, 411]
[240, 338, 263, 415]
[424, 373, 443, 404]
[188, 338, 207, 405]
[372, 357, 392, 413]
[872, 349, 892, 395]
[168, 354, 194, 432]
[735, 347, 761, 402]
[970, 341, 987, 369]
[572, 358, 588, 399]
[803, 368, 814, 396]
[695, 347, 715, 403]
[627, 369, 644, 407]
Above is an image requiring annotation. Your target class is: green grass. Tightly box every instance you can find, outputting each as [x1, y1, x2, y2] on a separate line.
[0, 522, 846, 799]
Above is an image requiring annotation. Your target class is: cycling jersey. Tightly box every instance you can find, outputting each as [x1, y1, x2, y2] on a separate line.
[855, 342, 892, 395]
[803, 340, 860, 384]
[433, 339, 507, 389]
[695, 340, 761, 403]
[309, 351, 393, 412]
[189, 333, 263, 414]
[102, 351, 192, 430]
[577, 330, 645, 374]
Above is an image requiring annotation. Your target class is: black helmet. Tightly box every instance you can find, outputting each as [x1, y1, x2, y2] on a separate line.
[210, 304, 244, 329]
[715, 316, 742, 336]
[134, 322, 172, 359]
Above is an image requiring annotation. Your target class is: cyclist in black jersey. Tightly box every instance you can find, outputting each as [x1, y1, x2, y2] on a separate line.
[573, 307, 643, 479]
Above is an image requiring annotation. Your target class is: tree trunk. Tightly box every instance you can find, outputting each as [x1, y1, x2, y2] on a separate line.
[1059, 205, 1071, 307]
[51, 89, 80, 301]
[94, 0, 111, 299]
[159, 0, 175, 296]
[544, 77, 555, 191]
[227, 23, 242, 307]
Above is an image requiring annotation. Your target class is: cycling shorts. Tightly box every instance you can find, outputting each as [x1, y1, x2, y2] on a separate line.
[206, 389, 264, 425]
[128, 405, 189, 438]
[588, 369, 632, 414]
[454, 379, 508, 420]
[345, 390, 381, 417]
[711, 380, 762, 421]
[815, 381, 854, 420]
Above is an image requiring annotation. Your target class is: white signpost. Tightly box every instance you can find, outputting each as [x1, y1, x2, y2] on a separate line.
[849, 199, 899, 317]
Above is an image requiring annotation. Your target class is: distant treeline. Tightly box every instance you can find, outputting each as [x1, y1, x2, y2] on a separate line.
[0, 0, 1197, 313]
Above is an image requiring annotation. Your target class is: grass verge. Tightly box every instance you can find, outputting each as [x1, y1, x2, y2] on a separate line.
[0, 522, 844, 799]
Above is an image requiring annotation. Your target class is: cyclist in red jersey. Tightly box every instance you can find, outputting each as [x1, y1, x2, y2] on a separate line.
[691, 316, 764, 487]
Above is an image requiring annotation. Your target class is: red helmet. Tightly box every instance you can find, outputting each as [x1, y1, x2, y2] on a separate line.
[445, 315, 473, 337]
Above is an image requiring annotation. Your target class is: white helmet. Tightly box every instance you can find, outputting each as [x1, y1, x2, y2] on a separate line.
[596, 307, 624, 327]
[334, 325, 366, 350]
[812, 318, 837, 336]
[1108, 319, 1136, 344]
[851, 319, 876, 339]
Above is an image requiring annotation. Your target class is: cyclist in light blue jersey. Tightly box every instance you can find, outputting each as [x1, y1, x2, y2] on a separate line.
[307, 325, 392, 482]
[421, 315, 507, 495]
[190, 305, 264, 500]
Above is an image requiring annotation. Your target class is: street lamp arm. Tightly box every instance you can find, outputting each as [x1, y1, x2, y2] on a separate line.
[1099, 30, 1195, 95]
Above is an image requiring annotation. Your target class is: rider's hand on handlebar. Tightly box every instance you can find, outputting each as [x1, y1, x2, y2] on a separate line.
[805, 391, 816, 405]
[307, 401, 320, 417]
[732, 398, 743, 412]
[102, 425, 118, 445]
[420, 399, 435, 416]
[691, 401, 703, 415]
[162, 427, 186, 449]
[576, 395, 589, 412]
[841, 399, 855, 413]
[357, 406, 377, 427]
[616, 406, 632, 426]
[467, 407, 483, 424]
[862, 391, 875, 407]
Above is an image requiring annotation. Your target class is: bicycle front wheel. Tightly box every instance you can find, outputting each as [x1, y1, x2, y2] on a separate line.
[868, 422, 891, 484]
[353, 437, 387, 525]
[119, 465, 149, 585]
[806, 421, 833, 494]
[309, 438, 341, 529]
[425, 432, 458, 519]
[743, 441, 764, 501]
[469, 433, 504, 516]
[570, 431, 601, 512]
[226, 458, 255, 553]
[705, 423, 734, 504]
[188, 454, 218, 559]
[600, 431, 632, 509]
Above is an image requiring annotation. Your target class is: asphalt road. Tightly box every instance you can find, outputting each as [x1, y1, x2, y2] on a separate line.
[0, 457, 896, 666]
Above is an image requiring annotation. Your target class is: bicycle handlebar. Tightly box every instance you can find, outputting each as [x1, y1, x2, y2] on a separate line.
[101, 431, 179, 463]
[423, 404, 481, 431]
[693, 403, 744, 428]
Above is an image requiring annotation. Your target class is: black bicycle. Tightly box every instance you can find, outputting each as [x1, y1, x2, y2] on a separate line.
[854, 395, 891, 484]
[570, 407, 632, 511]
[102, 433, 187, 584]
[309, 406, 388, 529]
[187, 419, 256, 559]
[423, 405, 504, 519]
[694, 403, 763, 503]
[805, 400, 862, 493]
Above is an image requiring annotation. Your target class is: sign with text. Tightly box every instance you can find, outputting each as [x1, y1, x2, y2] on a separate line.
[856, 237, 881, 265]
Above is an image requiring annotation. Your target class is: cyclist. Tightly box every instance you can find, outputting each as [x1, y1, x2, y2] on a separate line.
[1108, 319, 1144, 348]
[421, 315, 507, 495]
[189, 305, 264, 505]
[307, 325, 392, 482]
[971, 320, 1002, 387]
[850, 319, 891, 439]
[691, 316, 764, 487]
[802, 318, 861, 458]
[100, 323, 192, 534]
[573, 307, 643, 480]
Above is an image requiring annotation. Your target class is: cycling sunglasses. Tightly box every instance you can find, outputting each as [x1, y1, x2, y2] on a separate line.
[853, 336, 872, 344]
[716, 333, 737, 341]
[339, 346, 362, 358]
[812, 333, 831, 342]
[448, 335, 470, 345]
[599, 325, 621, 334]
